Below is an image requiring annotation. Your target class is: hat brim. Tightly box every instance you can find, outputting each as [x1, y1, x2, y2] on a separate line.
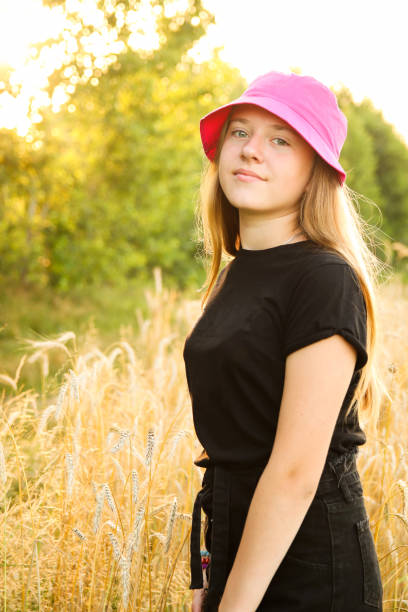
[200, 96, 346, 186]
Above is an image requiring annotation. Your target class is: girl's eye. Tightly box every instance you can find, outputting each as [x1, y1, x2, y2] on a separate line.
[231, 129, 247, 138]
[272, 138, 289, 146]
[230, 129, 289, 147]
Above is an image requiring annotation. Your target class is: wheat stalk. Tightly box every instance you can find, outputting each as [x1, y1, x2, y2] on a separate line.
[120, 555, 131, 608]
[127, 503, 145, 559]
[0, 442, 6, 485]
[0, 355, 28, 390]
[68, 369, 80, 402]
[38, 404, 56, 434]
[26, 340, 71, 355]
[145, 428, 155, 466]
[111, 457, 126, 485]
[106, 520, 121, 533]
[54, 382, 68, 422]
[131, 470, 139, 505]
[103, 483, 118, 517]
[164, 497, 177, 554]
[396, 480, 408, 517]
[120, 341, 137, 367]
[93, 489, 105, 533]
[107, 532, 122, 561]
[65, 453, 74, 500]
[110, 429, 130, 453]
[176, 512, 192, 522]
[73, 410, 82, 469]
[108, 347, 123, 366]
[72, 527, 86, 541]
[168, 429, 190, 461]
[0, 374, 17, 390]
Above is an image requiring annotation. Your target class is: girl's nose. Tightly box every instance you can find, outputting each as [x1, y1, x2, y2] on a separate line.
[241, 132, 264, 161]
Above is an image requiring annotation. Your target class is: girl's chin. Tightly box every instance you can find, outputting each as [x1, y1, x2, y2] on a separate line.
[229, 202, 277, 212]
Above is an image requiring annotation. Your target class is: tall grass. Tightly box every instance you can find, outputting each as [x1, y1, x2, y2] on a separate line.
[0, 268, 204, 611]
[0, 266, 407, 610]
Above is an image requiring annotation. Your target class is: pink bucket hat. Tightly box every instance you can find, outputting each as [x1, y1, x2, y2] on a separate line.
[200, 70, 348, 185]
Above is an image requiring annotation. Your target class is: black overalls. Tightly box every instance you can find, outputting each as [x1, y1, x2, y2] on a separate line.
[189, 447, 383, 611]
[183, 240, 383, 610]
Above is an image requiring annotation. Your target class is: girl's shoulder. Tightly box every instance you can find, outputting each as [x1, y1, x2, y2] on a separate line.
[290, 244, 363, 298]
[299, 243, 354, 273]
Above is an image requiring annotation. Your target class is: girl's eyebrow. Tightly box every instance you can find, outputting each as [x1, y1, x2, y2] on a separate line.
[229, 117, 297, 135]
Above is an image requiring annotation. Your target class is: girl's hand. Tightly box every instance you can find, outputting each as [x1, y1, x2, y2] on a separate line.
[191, 567, 209, 611]
[192, 587, 207, 611]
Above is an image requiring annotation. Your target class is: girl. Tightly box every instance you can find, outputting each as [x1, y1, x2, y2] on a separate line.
[184, 70, 385, 611]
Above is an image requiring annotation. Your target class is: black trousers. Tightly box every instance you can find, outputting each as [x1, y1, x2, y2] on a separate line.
[189, 447, 383, 611]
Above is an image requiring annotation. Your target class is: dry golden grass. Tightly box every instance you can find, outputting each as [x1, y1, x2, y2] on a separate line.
[0, 266, 407, 611]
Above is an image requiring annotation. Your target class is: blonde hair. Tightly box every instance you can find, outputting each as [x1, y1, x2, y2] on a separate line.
[194, 110, 391, 430]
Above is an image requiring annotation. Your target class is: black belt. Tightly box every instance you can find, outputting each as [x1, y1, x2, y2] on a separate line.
[189, 447, 359, 609]
[189, 462, 237, 609]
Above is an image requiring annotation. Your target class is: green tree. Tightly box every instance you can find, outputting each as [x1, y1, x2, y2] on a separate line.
[358, 98, 408, 244]
[0, 0, 246, 291]
[36, 51, 244, 290]
[338, 89, 381, 202]
[0, 130, 52, 287]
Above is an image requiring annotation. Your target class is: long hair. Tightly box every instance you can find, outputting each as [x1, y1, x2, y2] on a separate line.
[194, 109, 391, 430]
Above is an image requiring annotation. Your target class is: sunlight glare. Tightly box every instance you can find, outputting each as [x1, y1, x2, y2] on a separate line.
[0, 1, 64, 69]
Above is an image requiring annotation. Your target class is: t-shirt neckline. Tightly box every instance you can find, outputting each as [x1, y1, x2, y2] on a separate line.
[236, 239, 314, 257]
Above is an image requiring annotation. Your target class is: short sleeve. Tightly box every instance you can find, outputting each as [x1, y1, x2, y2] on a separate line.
[283, 263, 368, 371]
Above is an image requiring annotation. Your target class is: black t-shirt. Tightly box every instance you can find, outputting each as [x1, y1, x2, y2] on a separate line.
[183, 239, 368, 468]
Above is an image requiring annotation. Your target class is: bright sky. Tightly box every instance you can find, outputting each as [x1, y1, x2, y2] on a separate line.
[0, 0, 407, 145]
[193, 0, 408, 146]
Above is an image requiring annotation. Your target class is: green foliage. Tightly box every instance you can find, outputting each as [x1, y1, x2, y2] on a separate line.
[358, 99, 408, 243]
[37, 0, 215, 101]
[33, 51, 244, 291]
[1, 0, 408, 296]
[338, 88, 408, 245]
[0, 0, 245, 292]
[338, 89, 382, 204]
[0, 130, 51, 287]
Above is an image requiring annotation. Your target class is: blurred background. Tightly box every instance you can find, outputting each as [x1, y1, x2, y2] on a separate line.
[1, 0, 408, 386]
[1, 3, 408, 610]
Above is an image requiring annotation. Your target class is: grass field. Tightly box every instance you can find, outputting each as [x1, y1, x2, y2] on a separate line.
[0, 267, 407, 610]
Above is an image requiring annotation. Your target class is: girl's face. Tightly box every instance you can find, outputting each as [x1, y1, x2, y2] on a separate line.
[218, 104, 316, 214]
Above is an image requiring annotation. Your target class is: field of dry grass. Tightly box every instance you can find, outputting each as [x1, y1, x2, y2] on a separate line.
[0, 267, 407, 611]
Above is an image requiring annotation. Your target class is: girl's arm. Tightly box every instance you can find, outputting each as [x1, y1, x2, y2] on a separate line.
[218, 333, 358, 612]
